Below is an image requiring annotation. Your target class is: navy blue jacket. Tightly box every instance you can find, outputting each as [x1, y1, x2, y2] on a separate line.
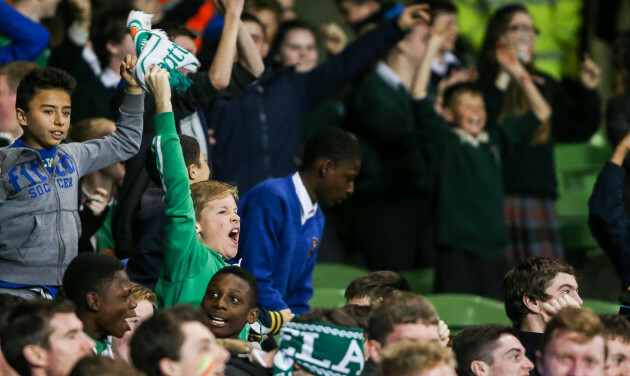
[589, 162, 630, 288]
[209, 18, 406, 193]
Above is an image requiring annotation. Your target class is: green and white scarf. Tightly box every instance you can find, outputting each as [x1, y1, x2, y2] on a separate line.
[273, 322, 364, 376]
[126, 10, 199, 93]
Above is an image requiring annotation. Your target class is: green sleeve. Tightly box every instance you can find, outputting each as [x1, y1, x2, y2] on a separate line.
[153, 112, 208, 286]
[412, 98, 451, 134]
[496, 112, 541, 156]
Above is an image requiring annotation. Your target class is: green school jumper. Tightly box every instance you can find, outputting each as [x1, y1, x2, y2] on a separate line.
[412, 99, 541, 258]
[153, 112, 227, 307]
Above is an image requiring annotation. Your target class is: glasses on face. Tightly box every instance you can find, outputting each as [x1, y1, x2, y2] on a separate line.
[506, 24, 540, 35]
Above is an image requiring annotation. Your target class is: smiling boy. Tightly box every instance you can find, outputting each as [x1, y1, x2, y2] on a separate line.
[0, 56, 144, 299]
[237, 127, 362, 316]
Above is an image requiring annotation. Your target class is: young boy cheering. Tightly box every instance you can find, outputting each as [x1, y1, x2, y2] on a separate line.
[0, 55, 144, 299]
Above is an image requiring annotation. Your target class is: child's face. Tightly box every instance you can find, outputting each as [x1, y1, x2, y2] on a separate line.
[201, 273, 257, 339]
[196, 195, 240, 260]
[17, 89, 71, 149]
[278, 29, 319, 73]
[316, 157, 361, 207]
[445, 92, 486, 137]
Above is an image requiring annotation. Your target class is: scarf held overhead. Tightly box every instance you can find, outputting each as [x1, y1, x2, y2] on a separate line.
[126, 10, 199, 93]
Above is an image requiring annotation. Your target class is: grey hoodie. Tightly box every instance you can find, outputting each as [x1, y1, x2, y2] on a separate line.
[0, 93, 144, 286]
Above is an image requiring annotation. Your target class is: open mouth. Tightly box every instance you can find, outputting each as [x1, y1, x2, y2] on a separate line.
[51, 131, 64, 140]
[228, 228, 239, 243]
[208, 315, 228, 327]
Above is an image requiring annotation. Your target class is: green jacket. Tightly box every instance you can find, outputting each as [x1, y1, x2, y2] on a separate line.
[412, 99, 540, 257]
[153, 112, 226, 308]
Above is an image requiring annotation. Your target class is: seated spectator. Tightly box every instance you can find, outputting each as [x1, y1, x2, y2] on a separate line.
[273, 307, 365, 376]
[112, 283, 157, 364]
[589, 132, 630, 289]
[0, 293, 26, 376]
[379, 341, 456, 376]
[344, 271, 412, 306]
[536, 308, 605, 376]
[0, 0, 52, 66]
[364, 292, 441, 376]
[238, 127, 361, 317]
[62, 253, 137, 357]
[130, 304, 230, 376]
[0, 61, 39, 147]
[69, 355, 145, 376]
[0, 55, 144, 299]
[1, 299, 94, 376]
[600, 314, 630, 376]
[451, 324, 534, 376]
[503, 257, 583, 374]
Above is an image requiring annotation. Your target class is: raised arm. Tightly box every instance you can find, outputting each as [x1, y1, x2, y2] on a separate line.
[495, 41, 551, 123]
[0, 1, 50, 64]
[208, 0, 244, 89]
[236, 20, 265, 77]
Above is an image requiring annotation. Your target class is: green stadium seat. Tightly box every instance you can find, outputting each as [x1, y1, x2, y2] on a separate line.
[582, 298, 619, 315]
[309, 288, 346, 308]
[425, 294, 510, 334]
[311, 263, 369, 290]
[400, 268, 435, 295]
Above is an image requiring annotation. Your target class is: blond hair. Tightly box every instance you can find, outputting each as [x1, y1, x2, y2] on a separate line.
[130, 282, 157, 308]
[541, 307, 603, 352]
[379, 341, 455, 376]
[190, 180, 238, 221]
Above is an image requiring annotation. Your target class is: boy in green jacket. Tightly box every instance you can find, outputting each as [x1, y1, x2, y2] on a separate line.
[410, 27, 551, 299]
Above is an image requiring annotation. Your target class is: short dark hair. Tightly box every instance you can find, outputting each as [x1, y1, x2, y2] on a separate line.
[69, 355, 146, 376]
[1, 299, 76, 376]
[442, 82, 483, 110]
[367, 292, 439, 346]
[503, 257, 577, 327]
[131, 305, 210, 376]
[242, 12, 267, 40]
[245, 0, 283, 22]
[210, 266, 259, 309]
[540, 307, 603, 354]
[147, 134, 203, 186]
[62, 253, 125, 312]
[600, 314, 630, 344]
[300, 127, 362, 171]
[340, 305, 372, 333]
[156, 22, 197, 41]
[414, 0, 457, 21]
[295, 307, 359, 328]
[345, 271, 412, 305]
[16, 67, 76, 112]
[270, 19, 319, 59]
[452, 324, 516, 376]
[91, 7, 132, 70]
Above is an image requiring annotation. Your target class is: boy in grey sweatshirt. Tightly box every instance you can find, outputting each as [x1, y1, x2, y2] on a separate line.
[0, 55, 144, 298]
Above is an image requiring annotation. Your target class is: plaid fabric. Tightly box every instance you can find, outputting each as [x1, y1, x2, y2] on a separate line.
[504, 194, 563, 263]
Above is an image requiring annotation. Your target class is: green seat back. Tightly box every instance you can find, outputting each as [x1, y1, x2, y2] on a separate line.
[309, 288, 347, 309]
[425, 294, 510, 334]
[311, 263, 369, 290]
[400, 268, 435, 295]
[582, 299, 619, 315]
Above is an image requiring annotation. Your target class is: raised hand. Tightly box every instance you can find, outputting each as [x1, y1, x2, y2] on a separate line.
[398, 4, 430, 31]
[145, 65, 172, 113]
[322, 23, 348, 55]
[120, 54, 142, 95]
[84, 188, 108, 216]
[496, 40, 526, 77]
[580, 54, 601, 90]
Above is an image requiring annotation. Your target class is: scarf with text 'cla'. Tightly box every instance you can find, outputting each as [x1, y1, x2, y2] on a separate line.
[126, 10, 199, 93]
[273, 322, 364, 376]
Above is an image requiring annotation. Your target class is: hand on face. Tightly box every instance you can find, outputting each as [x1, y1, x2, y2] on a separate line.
[398, 4, 430, 31]
[496, 39, 526, 77]
[580, 54, 601, 90]
[540, 294, 581, 321]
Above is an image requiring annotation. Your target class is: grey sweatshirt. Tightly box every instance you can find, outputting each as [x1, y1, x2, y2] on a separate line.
[0, 92, 144, 286]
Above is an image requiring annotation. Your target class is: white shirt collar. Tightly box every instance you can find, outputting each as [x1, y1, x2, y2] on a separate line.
[452, 128, 490, 147]
[100, 68, 121, 89]
[375, 61, 406, 91]
[431, 52, 460, 76]
[292, 172, 318, 225]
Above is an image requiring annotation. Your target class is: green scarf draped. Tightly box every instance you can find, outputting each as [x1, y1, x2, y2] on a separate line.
[273, 322, 365, 376]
